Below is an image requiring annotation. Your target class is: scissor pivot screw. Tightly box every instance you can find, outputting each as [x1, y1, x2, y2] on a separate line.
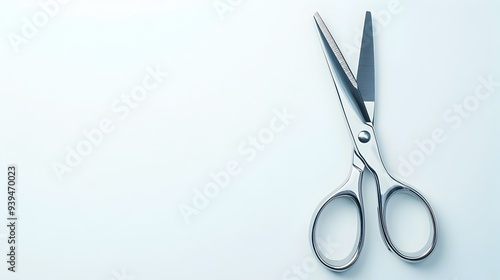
[358, 131, 371, 143]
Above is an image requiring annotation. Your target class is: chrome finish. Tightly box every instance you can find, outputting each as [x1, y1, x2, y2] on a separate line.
[313, 13, 371, 124]
[357, 12, 375, 122]
[311, 153, 365, 271]
[310, 12, 438, 272]
[358, 131, 371, 143]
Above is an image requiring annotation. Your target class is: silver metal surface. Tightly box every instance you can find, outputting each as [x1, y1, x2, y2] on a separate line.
[310, 12, 438, 272]
[358, 130, 371, 143]
[357, 11, 375, 121]
[310, 153, 365, 272]
[313, 13, 371, 124]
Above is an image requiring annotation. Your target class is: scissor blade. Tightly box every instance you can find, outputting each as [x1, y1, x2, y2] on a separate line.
[357, 11, 375, 121]
[313, 12, 371, 124]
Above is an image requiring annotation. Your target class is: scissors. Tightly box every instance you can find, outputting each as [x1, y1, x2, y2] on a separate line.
[310, 12, 438, 271]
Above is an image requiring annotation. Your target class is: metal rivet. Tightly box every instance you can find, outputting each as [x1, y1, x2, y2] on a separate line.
[358, 131, 371, 143]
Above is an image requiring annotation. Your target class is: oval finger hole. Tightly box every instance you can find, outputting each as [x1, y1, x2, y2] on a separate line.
[314, 196, 360, 262]
[385, 190, 431, 254]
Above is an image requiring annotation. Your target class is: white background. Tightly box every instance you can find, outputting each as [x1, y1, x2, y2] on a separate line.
[0, 0, 499, 279]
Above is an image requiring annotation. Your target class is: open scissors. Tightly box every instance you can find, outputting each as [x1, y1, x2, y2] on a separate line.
[310, 12, 438, 271]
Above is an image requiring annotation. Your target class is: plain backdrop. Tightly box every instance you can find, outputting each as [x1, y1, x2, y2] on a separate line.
[0, 0, 499, 279]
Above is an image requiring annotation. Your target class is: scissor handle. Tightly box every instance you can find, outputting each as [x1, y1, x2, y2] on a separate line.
[377, 177, 438, 262]
[310, 164, 365, 271]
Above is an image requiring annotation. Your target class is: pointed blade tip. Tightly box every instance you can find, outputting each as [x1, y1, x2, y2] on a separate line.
[313, 12, 322, 26]
[357, 10, 376, 105]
